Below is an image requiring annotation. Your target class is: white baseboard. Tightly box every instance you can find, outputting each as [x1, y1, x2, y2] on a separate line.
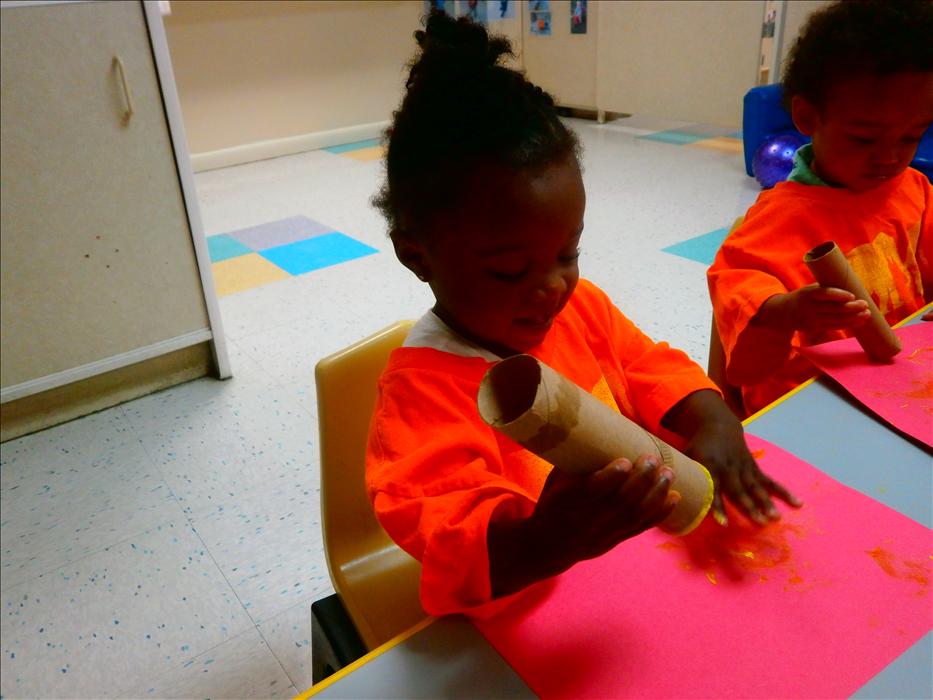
[190, 121, 390, 173]
[0, 329, 213, 403]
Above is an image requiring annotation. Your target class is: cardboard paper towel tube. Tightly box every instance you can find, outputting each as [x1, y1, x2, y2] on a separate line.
[477, 355, 714, 535]
[803, 241, 901, 360]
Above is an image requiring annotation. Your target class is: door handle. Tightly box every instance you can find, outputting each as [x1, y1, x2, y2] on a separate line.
[112, 56, 134, 124]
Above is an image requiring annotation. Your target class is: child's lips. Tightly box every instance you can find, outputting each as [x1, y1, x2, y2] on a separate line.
[515, 316, 554, 331]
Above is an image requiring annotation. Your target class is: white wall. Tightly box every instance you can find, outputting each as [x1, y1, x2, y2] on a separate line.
[596, 0, 764, 128]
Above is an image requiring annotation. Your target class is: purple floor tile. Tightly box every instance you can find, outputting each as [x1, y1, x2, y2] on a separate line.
[226, 216, 335, 251]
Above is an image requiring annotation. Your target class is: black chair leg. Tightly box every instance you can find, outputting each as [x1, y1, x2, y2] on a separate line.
[311, 593, 368, 684]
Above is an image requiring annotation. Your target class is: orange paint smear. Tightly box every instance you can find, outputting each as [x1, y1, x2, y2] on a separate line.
[866, 547, 931, 595]
[656, 509, 811, 589]
[903, 377, 933, 400]
[905, 346, 933, 365]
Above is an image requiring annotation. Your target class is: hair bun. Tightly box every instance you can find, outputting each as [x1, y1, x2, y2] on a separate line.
[408, 10, 513, 86]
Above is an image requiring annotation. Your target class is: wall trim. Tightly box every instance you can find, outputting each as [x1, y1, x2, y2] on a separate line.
[190, 120, 390, 173]
[0, 328, 212, 403]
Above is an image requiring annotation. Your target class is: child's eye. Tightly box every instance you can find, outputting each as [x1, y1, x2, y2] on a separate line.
[488, 268, 528, 282]
[560, 249, 581, 264]
[850, 135, 876, 145]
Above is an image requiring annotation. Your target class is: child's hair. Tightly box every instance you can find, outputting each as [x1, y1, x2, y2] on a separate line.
[781, 0, 933, 110]
[374, 11, 580, 239]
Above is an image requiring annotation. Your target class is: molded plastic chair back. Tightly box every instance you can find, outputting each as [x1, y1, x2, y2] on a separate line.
[315, 321, 425, 650]
[708, 218, 746, 418]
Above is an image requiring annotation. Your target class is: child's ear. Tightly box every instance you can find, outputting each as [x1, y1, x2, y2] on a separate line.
[790, 95, 819, 137]
[391, 232, 432, 282]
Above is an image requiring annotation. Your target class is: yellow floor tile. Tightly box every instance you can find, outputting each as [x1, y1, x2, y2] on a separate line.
[211, 253, 290, 297]
[342, 145, 386, 162]
[688, 136, 744, 153]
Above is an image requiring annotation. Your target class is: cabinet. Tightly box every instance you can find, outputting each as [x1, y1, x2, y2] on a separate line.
[0, 0, 228, 438]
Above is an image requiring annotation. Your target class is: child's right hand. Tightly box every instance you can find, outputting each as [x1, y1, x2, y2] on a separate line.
[757, 283, 870, 334]
[529, 455, 678, 564]
[488, 456, 677, 598]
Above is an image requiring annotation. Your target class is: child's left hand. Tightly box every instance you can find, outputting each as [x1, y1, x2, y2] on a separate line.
[662, 389, 802, 526]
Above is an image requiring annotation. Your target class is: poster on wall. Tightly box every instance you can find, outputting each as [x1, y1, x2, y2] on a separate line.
[459, 0, 488, 23]
[529, 0, 552, 36]
[424, 0, 451, 15]
[570, 0, 587, 34]
[488, 0, 515, 21]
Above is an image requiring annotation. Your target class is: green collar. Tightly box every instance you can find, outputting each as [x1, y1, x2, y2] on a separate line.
[787, 143, 830, 186]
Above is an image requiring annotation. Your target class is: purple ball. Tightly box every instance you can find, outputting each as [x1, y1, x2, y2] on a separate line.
[752, 132, 808, 189]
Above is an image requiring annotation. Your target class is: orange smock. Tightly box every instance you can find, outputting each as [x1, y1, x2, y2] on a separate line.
[366, 279, 718, 616]
[708, 168, 932, 415]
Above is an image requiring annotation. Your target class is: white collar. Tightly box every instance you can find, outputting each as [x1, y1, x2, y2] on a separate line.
[403, 310, 502, 362]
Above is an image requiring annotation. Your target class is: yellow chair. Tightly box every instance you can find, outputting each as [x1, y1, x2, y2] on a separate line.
[312, 321, 426, 680]
[708, 217, 746, 418]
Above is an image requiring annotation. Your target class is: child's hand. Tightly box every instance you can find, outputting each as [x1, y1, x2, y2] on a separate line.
[756, 284, 870, 335]
[683, 420, 801, 527]
[529, 455, 679, 562]
[487, 456, 677, 598]
[663, 389, 802, 527]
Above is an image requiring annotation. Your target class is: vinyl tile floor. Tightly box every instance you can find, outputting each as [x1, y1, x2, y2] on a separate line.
[0, 116, 762, 699]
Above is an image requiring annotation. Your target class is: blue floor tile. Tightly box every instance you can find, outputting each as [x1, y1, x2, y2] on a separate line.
[324, 139, 381, 154]
[207, 234, 253, 262]
[637, 130, 711, 145]
[661, 227, 730, 265]
[259, 232, 378, 275]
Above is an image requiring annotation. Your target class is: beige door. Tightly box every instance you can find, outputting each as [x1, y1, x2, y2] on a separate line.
[1, 0, 210, 389]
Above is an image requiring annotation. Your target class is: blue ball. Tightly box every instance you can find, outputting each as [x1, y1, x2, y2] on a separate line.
[752, 132, 808, 189]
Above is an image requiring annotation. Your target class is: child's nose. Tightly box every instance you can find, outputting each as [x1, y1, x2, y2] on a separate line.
[871, 142, 901, 165]
[532, 270, 567, 301]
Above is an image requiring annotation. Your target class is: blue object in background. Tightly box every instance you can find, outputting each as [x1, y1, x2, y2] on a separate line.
[752, 132, 807, 189]
[742, 84, 933, 183]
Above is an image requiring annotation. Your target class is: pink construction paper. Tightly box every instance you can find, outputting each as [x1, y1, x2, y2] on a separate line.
[474, 436, 932, 699]
[799, 323, 933, 448]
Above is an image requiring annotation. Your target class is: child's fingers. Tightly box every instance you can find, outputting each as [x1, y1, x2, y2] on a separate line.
[633, 467, 675, 526]
[711, 491, 728, 527]
[723, 468, 768, 525]
[741, 469, 780, 520]
[614, 455, 660, 507]
[805, 285, 856, 302]
[758, 472, 803, 508]
[583, 458, 633, 498]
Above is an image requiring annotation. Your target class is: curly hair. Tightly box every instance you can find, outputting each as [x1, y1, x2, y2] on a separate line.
[781, 0, 933, 110]
[373, 10, 580, 239]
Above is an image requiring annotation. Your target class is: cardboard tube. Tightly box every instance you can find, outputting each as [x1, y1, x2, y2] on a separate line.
[477, 355, 714, 535]
[803, 241, 901, 361]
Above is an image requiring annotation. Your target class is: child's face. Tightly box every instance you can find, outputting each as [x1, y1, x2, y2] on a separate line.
[400, 155, 585, 356]
[792, 71, 933, 192]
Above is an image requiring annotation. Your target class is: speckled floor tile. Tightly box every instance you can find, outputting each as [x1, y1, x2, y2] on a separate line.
[116, 627, 296, 699]
[257, 598, 320, 692]
[188, 486, 329, 624]
[136, 391, 318, 523]
[0, 410, 177, 589]
[0, 521, 252, 699]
